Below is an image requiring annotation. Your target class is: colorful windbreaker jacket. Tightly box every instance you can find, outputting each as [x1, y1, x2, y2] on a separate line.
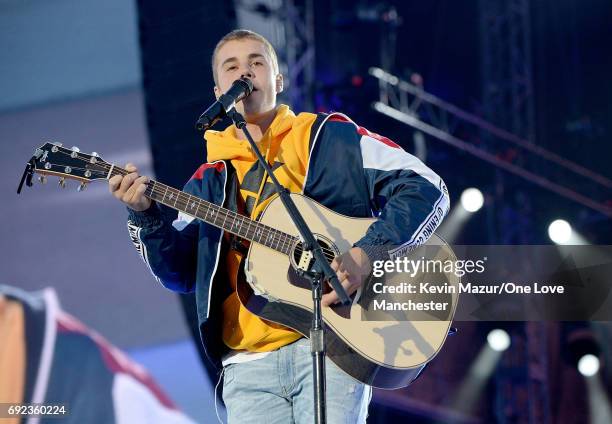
[127, 112, 450, 369]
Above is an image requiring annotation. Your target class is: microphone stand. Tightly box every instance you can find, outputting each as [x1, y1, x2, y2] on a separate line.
[225, 109, 351, 424]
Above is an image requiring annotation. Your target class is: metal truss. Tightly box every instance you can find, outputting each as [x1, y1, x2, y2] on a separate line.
[283, 0, 315, 112]
[234, 0, 315, 112]
[480, 0, 536, 144]
[369, 67, 612, 218]
[525, 322, 551, 424]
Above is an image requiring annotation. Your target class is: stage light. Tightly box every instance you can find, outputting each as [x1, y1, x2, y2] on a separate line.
[487, 329, 510, 352]
[548, 219, 572, 244]
[460, 188, 484, 212]
[578, 354, 600, 377]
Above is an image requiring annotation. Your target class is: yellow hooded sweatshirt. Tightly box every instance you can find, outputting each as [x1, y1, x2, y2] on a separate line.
[205, 104, 318, 352]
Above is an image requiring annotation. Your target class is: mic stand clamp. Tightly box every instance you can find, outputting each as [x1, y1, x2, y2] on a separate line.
[227, 109, 351, 424]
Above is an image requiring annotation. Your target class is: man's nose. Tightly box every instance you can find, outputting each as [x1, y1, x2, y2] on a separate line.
[240, 66, 253, 79]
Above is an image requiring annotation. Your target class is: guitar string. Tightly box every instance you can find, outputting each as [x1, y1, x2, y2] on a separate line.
[140, 179, 338, 261]
[53, 151, 297, 252]
[52, 150, 339, 262]
[52, 154, 339, 264]
[97, 162, 339, 262]
[51, 152, 338, 261]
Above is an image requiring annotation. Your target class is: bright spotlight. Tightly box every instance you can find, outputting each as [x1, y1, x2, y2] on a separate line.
[578, 354, 600, 377]
[487, 329, 510, 352]
[548, 219, 572, 244]
[460, 188, 484, 212]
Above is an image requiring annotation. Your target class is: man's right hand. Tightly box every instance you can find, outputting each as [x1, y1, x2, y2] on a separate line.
[109, 163, 152, 212]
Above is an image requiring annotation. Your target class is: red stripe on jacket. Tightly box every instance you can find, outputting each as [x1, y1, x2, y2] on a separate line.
[191, 162, 225, 180]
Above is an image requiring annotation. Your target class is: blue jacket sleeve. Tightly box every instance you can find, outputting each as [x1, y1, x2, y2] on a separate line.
[126, 179, 202, 293]
[353, 128, 450, 261]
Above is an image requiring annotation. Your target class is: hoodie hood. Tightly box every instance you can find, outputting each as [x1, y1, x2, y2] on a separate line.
[205, 104, 295, 162]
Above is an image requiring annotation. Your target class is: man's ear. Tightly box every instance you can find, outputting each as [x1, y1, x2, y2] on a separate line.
[275, 74, 284, 94]
[213, 85, 221, 100]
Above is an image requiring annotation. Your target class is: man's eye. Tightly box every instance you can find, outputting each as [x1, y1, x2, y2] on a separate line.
[251, 61, 263, 66]
[226, 66, 237, 71]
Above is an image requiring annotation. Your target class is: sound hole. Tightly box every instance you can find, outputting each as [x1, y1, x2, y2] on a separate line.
[287, 236, 352, 319]
[290, 235, 337, 276]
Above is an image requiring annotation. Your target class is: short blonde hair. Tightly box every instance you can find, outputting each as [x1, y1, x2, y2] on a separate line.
[212, 29, 280, 85]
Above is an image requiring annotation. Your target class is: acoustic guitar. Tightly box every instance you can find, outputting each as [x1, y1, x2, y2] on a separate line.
[20, 143, 460, 389]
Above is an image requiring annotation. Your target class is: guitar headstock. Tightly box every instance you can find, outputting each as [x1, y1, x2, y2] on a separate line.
[18, 142, 113, 193]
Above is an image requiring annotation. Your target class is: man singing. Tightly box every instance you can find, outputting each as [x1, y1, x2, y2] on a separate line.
[109, 29, 449, 423]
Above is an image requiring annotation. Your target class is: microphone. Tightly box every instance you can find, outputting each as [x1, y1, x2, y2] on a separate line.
[195, 77, 254, 131]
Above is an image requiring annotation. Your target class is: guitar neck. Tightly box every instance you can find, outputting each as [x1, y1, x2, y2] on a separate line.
[107, 165, 296, 255]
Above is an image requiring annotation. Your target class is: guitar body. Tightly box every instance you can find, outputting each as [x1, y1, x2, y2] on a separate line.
[241, 194, 459, 389]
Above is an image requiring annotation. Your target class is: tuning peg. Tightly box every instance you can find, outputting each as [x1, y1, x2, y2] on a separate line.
[38, 175, 47, 184]
[91, 152, 99, 157]
[58, 178, 66, 188]
[53, 142, 63, 147]
[70, 147, 80, 158]
[77, 182, 87, 192]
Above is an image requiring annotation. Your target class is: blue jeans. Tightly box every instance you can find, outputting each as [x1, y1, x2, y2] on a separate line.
[222, 338, 372, 423]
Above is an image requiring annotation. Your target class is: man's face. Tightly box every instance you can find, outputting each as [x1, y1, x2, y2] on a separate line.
[214, 38, 282, 117]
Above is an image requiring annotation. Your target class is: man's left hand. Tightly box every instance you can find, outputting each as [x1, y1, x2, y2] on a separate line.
[321, 247, 371, 307]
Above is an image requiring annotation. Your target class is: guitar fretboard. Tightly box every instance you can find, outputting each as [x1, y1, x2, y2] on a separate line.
[109, 166, 297, 255]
